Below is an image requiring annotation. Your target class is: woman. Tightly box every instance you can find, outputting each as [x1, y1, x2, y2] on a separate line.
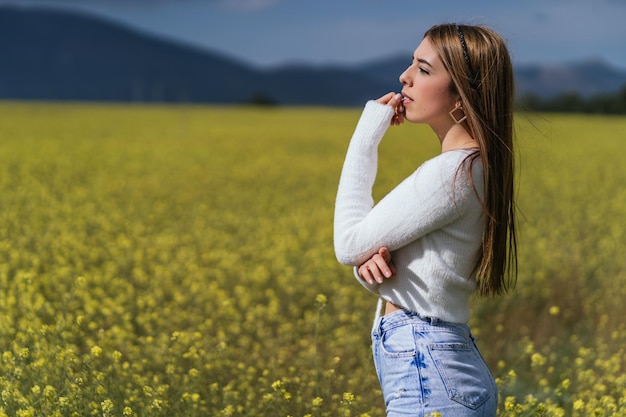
[333, 23, 517, 416]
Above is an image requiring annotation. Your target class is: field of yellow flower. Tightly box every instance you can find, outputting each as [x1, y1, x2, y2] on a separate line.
[0, 101, 624, 416]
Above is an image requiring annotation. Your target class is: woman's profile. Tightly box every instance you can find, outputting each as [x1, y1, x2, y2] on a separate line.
[333, 23, 517, 416]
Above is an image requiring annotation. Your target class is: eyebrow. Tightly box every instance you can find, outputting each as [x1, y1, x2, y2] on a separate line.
[416, 57, 433, 67]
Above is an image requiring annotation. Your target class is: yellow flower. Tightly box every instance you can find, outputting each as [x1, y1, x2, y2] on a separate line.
[525, 394, 537, 405]
[100, 399, 114, 413]
[315, 293, 327, 309]
[504, 396, 516, 411]
[524, 343, 534, 355]
[18, 348, 30, 360]
[90, 346, 103, 358]
[151, 399, 163, 410]
[531, 352, 547, 368]
[342, 392, 355, 403]
[573, 399, 584, 410]
[562, 378, 571, 390]
[43, 385, 56, 400]
[16, 409, 34, 417]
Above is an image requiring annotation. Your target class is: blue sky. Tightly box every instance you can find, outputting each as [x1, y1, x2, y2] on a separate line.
[4, 0, 626, 69]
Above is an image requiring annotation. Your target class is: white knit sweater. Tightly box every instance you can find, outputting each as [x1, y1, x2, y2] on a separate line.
[333, 101, 485, 323]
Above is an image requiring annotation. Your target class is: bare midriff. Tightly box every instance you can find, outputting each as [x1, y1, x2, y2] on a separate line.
[384, 301, 403, 315]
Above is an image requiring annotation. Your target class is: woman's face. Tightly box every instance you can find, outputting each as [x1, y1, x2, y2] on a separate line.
[399, 37, 458, 128]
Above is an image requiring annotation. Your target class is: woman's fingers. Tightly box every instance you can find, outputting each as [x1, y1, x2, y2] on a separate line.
[375, 93, 404, 125]
[379, 247, 392, 263]
[358, 260, 386, 284]
[358, 257, 395, 285]
[358, 264, 376, 285]
[376, 92, 396, 105]
[387, 94, 405, 126]
[369, 254, 391, 279]
[378, 247, 397, 276]
[388, 93, 402, 108]
[357, 248, 396, 284]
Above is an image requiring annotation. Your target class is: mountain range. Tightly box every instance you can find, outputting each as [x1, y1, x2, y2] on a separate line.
[2, 6, 626, 106]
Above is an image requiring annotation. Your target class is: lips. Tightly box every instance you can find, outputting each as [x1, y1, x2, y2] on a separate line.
[401, 92, 413, 104]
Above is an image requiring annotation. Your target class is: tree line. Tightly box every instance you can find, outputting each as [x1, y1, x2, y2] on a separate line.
[517, 85, 626, 114]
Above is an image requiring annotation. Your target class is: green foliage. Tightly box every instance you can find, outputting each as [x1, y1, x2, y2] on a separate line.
[517, 85, 626, 114]
[0, 103, 624, 416]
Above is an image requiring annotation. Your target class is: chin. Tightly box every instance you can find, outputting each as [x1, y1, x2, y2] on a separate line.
[404, 113, 422, 124]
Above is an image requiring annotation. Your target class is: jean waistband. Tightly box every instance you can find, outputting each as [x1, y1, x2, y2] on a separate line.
[373, 305, 470, 337]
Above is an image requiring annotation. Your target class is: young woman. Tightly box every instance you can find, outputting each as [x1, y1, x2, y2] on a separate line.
[333, 23, 517, 416]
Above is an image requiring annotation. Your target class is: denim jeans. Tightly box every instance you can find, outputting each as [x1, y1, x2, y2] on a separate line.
[372, 309, 497, 417]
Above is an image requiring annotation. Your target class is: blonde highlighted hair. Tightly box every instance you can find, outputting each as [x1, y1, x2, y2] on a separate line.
[425, 23, 518, 296]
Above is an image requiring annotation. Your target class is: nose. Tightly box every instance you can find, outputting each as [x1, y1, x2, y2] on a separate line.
[399, 68, 410, 86]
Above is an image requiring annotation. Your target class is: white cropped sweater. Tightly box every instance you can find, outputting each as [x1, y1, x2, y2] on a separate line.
[333, 101, 485, 323]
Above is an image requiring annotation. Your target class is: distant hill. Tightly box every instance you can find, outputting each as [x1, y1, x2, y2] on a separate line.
[514, 59, 626, 98]
[1, 6, 626, 106]
[0, 6, 262, 104]
[0, 6, 388, 106]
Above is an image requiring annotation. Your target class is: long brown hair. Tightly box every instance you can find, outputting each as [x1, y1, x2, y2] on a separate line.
[426, 23, 518, 296]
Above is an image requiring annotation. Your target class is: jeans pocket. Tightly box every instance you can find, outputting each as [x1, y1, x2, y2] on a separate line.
[380, 324, 416, 358]
[428, 342, 492, 409]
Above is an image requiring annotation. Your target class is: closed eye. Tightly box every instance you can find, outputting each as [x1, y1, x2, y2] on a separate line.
[416, 58, 433, 74]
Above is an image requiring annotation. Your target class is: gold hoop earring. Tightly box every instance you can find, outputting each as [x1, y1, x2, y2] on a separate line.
[449, 103, 467, 124]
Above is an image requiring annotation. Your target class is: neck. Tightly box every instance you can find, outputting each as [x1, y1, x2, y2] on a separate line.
[437, 122, 477, 153]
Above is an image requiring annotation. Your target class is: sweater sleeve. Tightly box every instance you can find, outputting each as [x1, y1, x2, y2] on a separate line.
[333, 102, 471, 266]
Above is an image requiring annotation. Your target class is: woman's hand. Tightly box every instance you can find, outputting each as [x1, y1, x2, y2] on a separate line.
[376, 92, 405, 126]
[357, 247, 396, 285]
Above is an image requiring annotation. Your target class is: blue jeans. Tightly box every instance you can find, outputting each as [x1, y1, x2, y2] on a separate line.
[372, 309, 497, 417]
